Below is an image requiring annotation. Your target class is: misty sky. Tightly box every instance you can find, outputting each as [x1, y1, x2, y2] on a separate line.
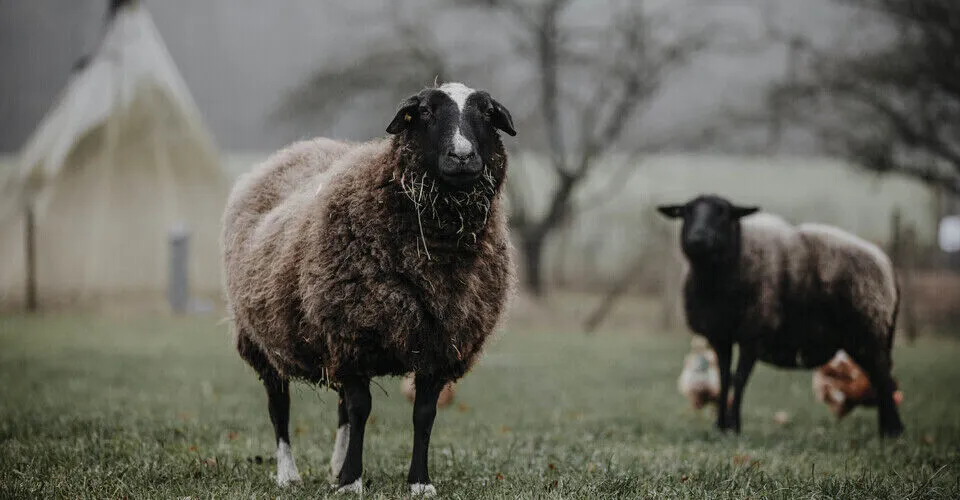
[0, 0, 848, 154]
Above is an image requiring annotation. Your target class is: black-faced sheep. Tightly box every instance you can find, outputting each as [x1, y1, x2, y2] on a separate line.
[657, 194, 904, 437]
[221, 82, 517, 495]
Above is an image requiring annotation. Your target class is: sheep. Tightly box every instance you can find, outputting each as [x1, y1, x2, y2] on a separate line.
[657, 194, 904, 437]
[812, 350, 904, 419]
[221, 82, 517, 495]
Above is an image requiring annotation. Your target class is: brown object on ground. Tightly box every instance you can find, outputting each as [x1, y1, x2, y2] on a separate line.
[400, 373, 456, 408]
[813, 350, 904, 419]
[678, 337, 730, 410]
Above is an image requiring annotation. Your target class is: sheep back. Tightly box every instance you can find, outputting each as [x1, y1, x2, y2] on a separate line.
[685, 213, 898, 368]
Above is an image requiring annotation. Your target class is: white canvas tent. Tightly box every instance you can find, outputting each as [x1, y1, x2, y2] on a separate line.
[0, 0, 228, 309]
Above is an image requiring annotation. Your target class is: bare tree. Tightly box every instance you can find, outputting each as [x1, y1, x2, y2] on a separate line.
[770, 0, 960, 195]
[474, 0, 720, 295]
[279, 0, 718, 296]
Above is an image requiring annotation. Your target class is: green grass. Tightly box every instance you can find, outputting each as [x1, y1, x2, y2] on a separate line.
[1, 314, 958, 499]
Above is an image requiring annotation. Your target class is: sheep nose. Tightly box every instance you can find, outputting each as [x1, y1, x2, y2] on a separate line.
[447, 150, 477, 164]
[686, 233, 712, 252]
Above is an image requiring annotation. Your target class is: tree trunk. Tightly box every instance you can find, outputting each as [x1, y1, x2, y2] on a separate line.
[521, 231, 547, 298]
[518, 176, 577, 297]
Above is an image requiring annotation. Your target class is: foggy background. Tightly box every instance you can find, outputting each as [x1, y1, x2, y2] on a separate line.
[1, 0, 957, 333]
[1, 0, 843, 153]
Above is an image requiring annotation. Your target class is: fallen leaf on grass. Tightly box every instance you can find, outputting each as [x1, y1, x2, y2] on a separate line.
[203, 457, 217, 468]
[456, 403, 470, 413]
[681, 475, 689, 482]
[226, 431, 238, 441]
[732, 454, 751, 466]
[921, 434, 935, 445]
[548, 463, 556, 471]
[496, 473, 504, 481]
[773, 410, 790, 425]
[500, 425, 512, 434]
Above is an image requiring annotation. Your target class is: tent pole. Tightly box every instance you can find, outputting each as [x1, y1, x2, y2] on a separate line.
[25, 204, 38, 312]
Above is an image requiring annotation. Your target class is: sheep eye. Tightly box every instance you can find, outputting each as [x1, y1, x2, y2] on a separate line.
[419, 108, 433, 121]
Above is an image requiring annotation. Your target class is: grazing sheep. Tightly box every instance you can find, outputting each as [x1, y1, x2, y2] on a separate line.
[657, 194, 904, 437]
[222, 82, 517, 495]
[813, 350, 904, 419]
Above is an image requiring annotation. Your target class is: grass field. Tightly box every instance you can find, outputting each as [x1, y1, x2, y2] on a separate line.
[1, 313, 959, 499]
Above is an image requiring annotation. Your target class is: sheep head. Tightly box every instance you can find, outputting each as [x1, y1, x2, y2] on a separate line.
[657, 195, 759, 265]
[386, 82, 515, 191]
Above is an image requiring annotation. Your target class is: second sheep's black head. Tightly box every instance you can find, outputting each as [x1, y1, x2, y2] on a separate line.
[387, 82, 516, 190]
[657, 195, 759, 262]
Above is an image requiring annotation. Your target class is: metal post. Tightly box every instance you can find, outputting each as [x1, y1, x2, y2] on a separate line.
[168, 224, 190, 314]
[25, 204, 37, 312]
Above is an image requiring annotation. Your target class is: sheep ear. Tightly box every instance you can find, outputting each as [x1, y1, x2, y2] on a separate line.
[733, 206, 759, 218]
[386, 95, 420, 134]
[489, 98, 516, 136]
[657, 204, 685, 219]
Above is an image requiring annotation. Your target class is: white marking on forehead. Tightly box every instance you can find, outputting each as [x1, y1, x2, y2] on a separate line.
[440, 83, 477, 156]
[453, 129, 473, 155]
[438, 82, 475, 112]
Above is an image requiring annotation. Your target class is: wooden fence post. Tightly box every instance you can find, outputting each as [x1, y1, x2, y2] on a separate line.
[900, 224, 919, 343]
[889, 209, 918, 343]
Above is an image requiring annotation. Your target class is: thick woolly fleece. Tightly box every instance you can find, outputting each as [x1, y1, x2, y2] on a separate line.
[683, 213, 899, 368]
[222, 135, 514, 385]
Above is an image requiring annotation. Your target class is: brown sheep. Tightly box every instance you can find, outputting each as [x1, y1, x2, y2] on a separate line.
[221, 82, 517, 495]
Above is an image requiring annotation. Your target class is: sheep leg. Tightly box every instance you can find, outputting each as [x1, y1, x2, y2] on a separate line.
[407, 375, 443, 497]
[711, 340, 733, 432]
[329, 389, 349, 479]
[336, 379, 371, 493]
[851, 353, 904, 438]
[728, 347, 757, 434]
[263, 375, 301, 487]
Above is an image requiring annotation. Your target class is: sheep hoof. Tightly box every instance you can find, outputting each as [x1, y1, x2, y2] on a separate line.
[410, 483, 437, 497]
[335, 478, 363, 494]
[275, 469, 302, 488]
[330, 424, 350, 478]
[275, 442, 302, 487]
[881, 424, 904, 439]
